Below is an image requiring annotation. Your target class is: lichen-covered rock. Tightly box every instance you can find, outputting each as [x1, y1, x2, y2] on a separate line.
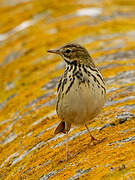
[0, 0, 135, 179]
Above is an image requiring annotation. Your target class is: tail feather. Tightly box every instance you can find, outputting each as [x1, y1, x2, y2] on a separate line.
[54, 121, 71, 134]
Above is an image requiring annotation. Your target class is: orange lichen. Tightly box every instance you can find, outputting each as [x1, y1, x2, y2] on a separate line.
[0, 0, 135, 179]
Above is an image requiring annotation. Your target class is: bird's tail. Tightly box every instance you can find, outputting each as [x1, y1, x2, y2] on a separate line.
[54, 121, 71, 134]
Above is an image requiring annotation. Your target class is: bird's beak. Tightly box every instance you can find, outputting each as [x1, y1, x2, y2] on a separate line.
[47, 49, 60, 54]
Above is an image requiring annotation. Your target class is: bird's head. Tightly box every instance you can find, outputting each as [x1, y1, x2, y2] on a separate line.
[47, 43, 95, 67]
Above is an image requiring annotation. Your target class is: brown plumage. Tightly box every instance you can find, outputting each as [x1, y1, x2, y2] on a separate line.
[48, 43, 106, 160]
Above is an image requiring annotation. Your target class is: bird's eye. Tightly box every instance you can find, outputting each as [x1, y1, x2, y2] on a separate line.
[65, 49, 71, 53]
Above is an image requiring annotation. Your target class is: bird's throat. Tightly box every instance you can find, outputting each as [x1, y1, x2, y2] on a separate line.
[64, 59, 77, 65]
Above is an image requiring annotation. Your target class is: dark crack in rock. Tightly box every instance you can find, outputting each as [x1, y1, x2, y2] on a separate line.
[109, 135, 135, 146]
[115, 112, 135, 124]
[110, 164, 126, 172]
[0, 152, 19, 168]
[99, 112, 135, 131]
[105, 95, 135, 108]
[99, 123, 115, 131]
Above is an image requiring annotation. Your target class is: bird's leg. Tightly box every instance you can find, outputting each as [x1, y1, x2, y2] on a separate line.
[65, 130, 73, 161]
[85, 124, 98, 143]
[66, 131, 69, 161]
[85, 124, 105, 145]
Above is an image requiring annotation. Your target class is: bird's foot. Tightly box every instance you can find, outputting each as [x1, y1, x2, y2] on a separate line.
[89, 136, 106, 146]
[59, 152, 73, 163]
[85, 124, 105, 146]
[66, 152, 73, 161]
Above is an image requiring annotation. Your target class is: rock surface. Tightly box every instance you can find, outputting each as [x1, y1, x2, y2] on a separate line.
[0, 0, 135, 179]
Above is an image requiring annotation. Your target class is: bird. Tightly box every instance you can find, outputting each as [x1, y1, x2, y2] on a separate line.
[47, 43, 106, 160]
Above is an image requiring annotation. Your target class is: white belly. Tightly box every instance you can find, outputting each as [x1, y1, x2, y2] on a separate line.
[57, 79, 106, 125]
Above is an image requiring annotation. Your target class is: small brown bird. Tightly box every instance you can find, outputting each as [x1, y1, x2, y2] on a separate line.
[48, 43, 106, 160]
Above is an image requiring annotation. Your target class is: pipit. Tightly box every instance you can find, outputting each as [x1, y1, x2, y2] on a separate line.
[48, 43, 106, 160]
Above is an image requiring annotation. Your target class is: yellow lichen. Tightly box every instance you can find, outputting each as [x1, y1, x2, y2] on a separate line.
[0, 0, 135, 179]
